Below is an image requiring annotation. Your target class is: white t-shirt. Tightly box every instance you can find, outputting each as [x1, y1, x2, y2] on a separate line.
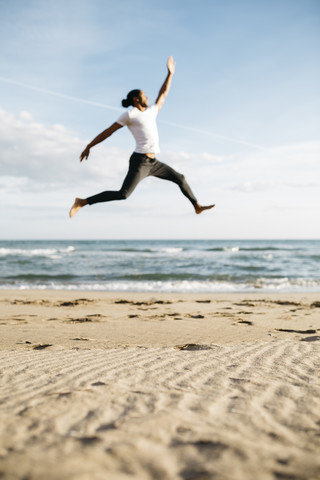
[116, 104, 160, 154]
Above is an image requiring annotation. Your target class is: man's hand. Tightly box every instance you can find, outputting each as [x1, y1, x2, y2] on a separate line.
[80, 146, 90, 162]
[155, 56, 176, 111]
[79, 123, 122, 162]
[167, 56, 176, 74]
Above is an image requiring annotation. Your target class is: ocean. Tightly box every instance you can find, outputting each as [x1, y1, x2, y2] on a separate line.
[0, 239, 319, 293]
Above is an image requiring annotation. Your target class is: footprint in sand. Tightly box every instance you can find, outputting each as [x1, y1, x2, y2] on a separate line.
[57, 299, 95, 307]
[66, 314, 104, 323]
[300, 336, 320, 342]
[66, 318, 94, 323]
[77, 436, 102, 446]
[10, 299, 51, 306]
[234, 302, 256, 307]
[32, 344, 53, 350]
[92, 381, 106, 387]
[115, 299, 173, 306]
[174, 344, 214, 351]
[96, 422, 117, 432]
[275, 328, 316, 334]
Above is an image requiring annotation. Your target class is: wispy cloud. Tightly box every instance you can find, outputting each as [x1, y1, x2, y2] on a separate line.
[0, 77, 122, 112]
[160, 120, 265, 150]
[0, 77, 264, 150]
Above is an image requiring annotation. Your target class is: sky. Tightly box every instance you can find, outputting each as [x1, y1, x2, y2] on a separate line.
[0, 0, 319, 239]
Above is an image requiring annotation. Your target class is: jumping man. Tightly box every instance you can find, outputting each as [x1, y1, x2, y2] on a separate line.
[69, 56, 214, 218]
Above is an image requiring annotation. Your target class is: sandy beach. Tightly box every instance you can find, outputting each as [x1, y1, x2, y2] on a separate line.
[1, 290, 320, 480]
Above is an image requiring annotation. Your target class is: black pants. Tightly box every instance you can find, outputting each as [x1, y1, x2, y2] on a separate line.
[87, 152, 198, 206]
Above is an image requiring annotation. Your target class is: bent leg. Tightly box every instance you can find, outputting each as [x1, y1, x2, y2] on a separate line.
[150, 161, 198, 206]
[87, 160, 149, 205]
[149, 160, 215, 214]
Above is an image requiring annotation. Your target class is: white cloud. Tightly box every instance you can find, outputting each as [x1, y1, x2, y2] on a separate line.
[0, 108, 128, 194]
[19, 111, 33, 122]
[0, 175, 30, 191]
[229, 181, 278, 193]
[228, 180, 319, 193]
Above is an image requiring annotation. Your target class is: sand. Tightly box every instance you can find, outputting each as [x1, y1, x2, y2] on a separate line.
[0, 290, 320, 480]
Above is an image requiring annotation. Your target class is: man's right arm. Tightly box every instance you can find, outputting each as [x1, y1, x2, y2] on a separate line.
[80, 122, 123, 162]
[155, 56, 176, 111]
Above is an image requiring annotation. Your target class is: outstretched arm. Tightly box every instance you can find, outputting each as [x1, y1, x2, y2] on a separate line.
[80, 122, 123, 162]
[155, 56, 176, 111]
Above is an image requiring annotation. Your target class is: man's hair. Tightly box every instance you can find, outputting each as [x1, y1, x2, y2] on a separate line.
[122, 89, 140, 108]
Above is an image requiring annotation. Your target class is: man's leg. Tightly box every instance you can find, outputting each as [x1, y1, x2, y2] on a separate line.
[69, 155, 150, 217]
[149, 160, 214, 214]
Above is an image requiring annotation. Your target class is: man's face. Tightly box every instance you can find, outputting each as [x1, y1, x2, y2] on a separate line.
[138, 90, 148, 108]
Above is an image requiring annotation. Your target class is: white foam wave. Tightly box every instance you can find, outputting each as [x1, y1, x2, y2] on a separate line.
[223, 247, 239, 252]
[1, 277, 319, 293]
[62, 246, 75, 253]
[261, 254, 273, 260]
[0, 246, 75, 258]
[158, 248, 184, 254]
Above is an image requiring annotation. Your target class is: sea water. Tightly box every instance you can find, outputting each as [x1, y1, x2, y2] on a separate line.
[0, 239, 319, 292]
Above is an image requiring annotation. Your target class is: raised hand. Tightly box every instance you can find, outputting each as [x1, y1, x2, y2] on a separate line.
[167, 56, 176, 75]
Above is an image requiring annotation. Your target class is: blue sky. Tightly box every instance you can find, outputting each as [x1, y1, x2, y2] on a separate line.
[0, 0, 319, 239]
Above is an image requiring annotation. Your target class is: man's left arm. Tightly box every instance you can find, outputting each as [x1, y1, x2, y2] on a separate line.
[155, 56, 176, 111]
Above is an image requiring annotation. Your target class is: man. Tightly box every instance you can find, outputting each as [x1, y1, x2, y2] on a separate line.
[69, 56, 214, 218]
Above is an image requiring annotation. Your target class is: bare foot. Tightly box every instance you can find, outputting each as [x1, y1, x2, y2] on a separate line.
[69, 198, 87, 218]
[194, 203, 215, 215]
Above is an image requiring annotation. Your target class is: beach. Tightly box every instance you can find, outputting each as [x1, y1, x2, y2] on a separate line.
[1, 290, 320, 480]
